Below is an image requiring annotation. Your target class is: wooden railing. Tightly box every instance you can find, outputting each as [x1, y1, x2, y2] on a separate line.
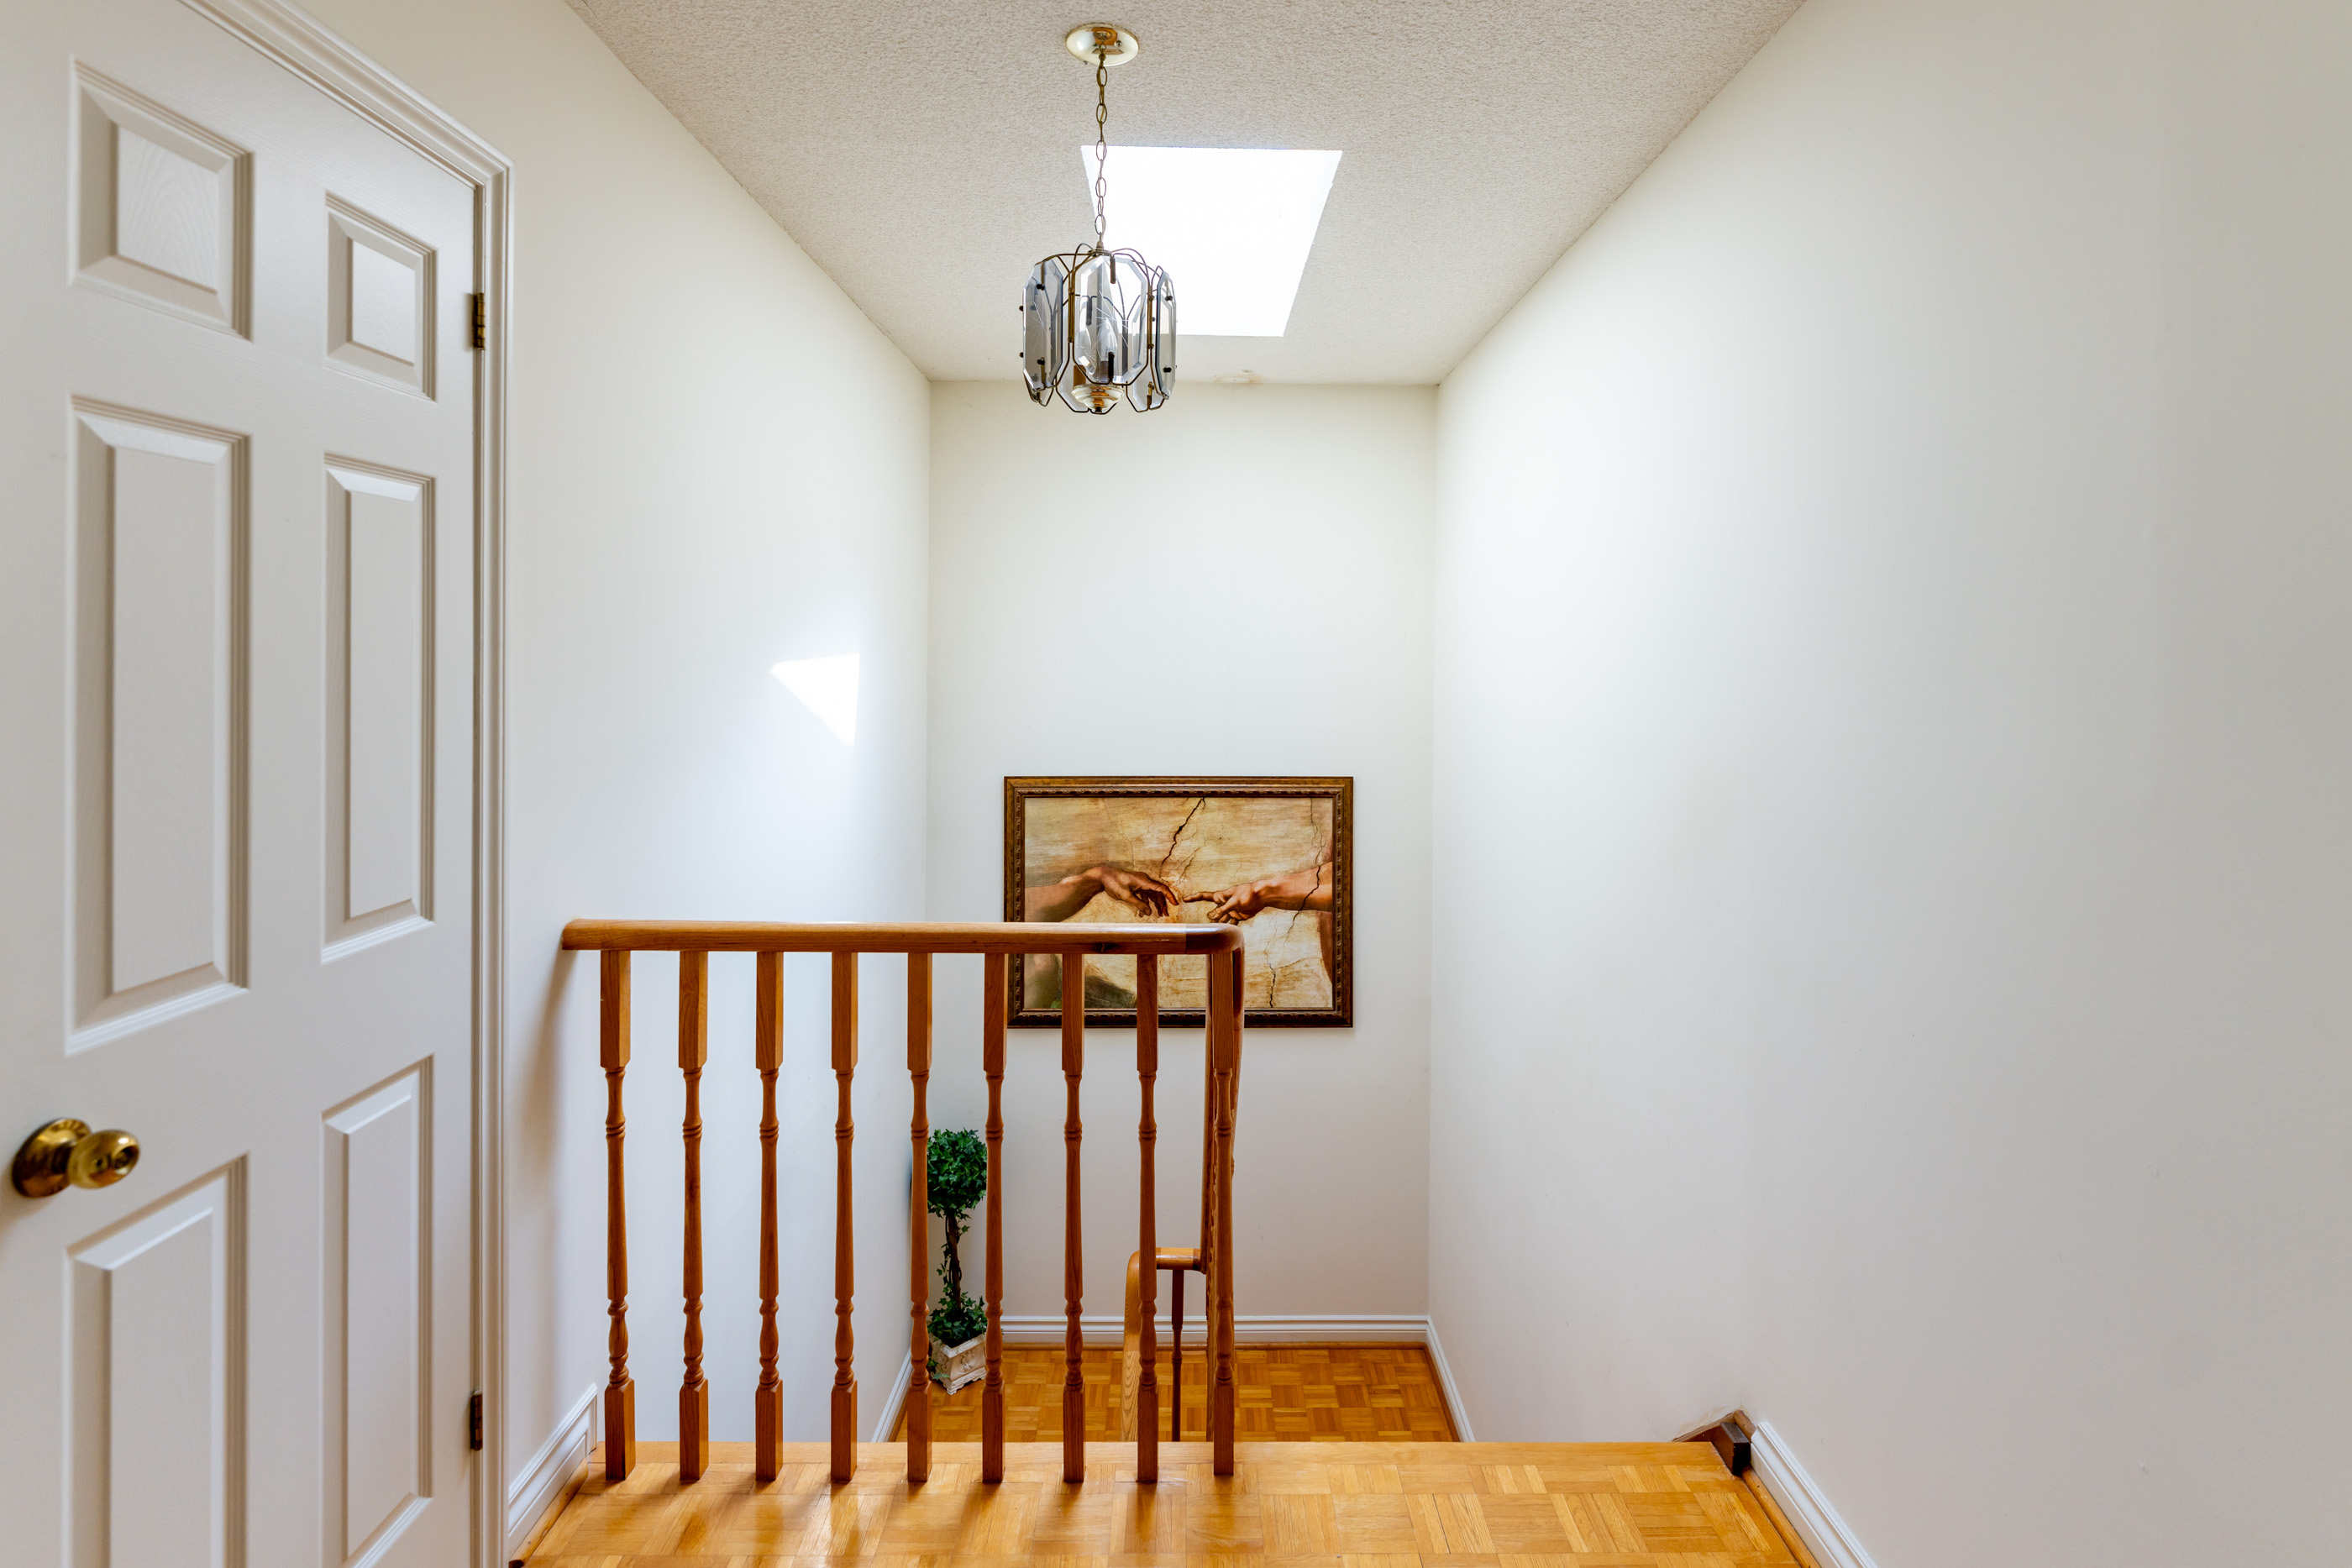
[559, 920, 1247, 1486]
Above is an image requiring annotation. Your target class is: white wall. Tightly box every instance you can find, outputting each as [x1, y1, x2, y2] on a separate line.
[299, 0, 930, 1523]
[927, 382, 1435, 1329]
[1431, 0, 2352, 1563]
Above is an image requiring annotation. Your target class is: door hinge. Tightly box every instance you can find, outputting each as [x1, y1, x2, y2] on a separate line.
[468, 1390, 484, 1451]
[469, 292, 486, 350]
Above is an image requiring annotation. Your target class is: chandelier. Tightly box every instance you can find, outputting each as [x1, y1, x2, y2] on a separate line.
[1020, 24, 1176, 415]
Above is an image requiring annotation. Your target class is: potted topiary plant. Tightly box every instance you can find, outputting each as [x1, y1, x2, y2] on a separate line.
[925, 1128, 989, 1393]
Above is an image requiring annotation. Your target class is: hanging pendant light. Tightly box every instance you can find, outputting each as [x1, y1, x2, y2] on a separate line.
[1020, 24, 1175, 415]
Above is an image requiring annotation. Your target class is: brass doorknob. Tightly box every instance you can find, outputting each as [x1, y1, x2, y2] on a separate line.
[11, 1119, 140, 1198]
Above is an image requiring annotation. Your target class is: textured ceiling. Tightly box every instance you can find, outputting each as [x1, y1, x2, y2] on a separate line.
[563, 0, 1803, 384]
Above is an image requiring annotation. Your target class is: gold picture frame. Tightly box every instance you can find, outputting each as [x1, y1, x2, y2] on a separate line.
[1004, 776, 1352, 1028]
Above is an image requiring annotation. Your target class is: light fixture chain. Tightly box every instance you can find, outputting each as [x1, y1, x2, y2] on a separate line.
[1093, 47, 1110, 249]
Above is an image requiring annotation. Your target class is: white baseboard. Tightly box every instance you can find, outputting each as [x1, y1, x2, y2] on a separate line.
[505, 1383, 597, 1558]
[1223, 1314, 1447, 1345]
[1749, 1419, 1877, 1568]
[870, 1351, 915, 1441]
[1421, 1319, 1475, 1442]
[994, 1312, 1439, 1346]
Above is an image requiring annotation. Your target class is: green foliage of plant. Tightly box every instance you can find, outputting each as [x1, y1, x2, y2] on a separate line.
[928, 1293, 986, 1353]
[927, 1129, 988, 1354]
[927, 1129, 987, 1227]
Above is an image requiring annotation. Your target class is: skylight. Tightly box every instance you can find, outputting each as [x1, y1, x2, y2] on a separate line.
[1084, 146, 1342, 337]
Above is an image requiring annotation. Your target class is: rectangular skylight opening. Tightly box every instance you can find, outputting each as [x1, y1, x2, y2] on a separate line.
[1083, 146, 1341, 338]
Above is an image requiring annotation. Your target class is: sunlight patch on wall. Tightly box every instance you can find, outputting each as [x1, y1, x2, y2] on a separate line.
[771, 654, 858, 744]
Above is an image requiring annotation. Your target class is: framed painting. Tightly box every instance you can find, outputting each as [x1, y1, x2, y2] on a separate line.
[1004, 776, 1352, 1028]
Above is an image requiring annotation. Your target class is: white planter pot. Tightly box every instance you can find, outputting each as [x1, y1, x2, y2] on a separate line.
[935, 1334, 986, 1395]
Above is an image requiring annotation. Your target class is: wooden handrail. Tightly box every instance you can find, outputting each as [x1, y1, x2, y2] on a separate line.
[580, 918, 1245, 1487]
[562, 920, 1241, 954]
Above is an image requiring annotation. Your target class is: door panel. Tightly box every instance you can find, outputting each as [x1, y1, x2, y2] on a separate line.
[326, 462, 434, 954]
[2, 3, 485, 1565]
[324, 1069, 430, 1563]
[71, 64, 251, 335]
[325, 202, 435, 397]
[71, 402, 249, 1042]
[69, 1166, 246, 1568]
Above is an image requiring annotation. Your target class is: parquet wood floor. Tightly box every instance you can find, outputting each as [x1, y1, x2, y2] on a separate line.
[890, 1345, 1457, 1445]
[522, 1440, 1797, 1568]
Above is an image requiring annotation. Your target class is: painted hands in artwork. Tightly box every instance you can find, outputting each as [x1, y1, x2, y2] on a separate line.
[1192, 860, 1337, 990]
[1022, 863, 1184, 922]
[1025, 861, 1334, 925]
[1190, 863, 1335, 926]
[1023, 851, 1338, 997]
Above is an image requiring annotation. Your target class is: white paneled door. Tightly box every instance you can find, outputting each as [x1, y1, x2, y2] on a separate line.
[0, 3, 491, 1565]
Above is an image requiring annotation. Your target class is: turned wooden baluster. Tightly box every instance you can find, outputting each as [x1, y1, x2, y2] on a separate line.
[753, 952, 784, 1481]
[1135, 953, 1160, 1479]
[1197, 978, 1218, 1324]
[1188, 956, 1223, 1445]
[906, 953, 933, 1481]
[601, 950, 636, 1479]
[1171, 1266, 1185, 1440]
[1209, 947, 1240, 1475]
[830, 952, 860, 1482]
[980, 952, 1007, 1483]
[678, 952, 711, 1482]
[1061, 952, 1086, 1482]
[1231, 947, 1253, 1455]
